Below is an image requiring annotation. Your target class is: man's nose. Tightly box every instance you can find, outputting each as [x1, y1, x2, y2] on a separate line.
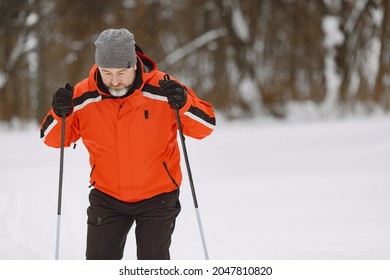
[111, 75, 120, 86]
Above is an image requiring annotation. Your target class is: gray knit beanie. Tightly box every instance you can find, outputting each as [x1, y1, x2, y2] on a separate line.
[95, 28, 137, 68]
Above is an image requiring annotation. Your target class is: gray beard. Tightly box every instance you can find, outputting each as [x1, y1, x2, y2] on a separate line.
[109, 88, 128, 97]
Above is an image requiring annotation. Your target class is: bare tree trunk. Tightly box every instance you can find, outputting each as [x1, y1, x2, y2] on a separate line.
[374, 0, 390, 106]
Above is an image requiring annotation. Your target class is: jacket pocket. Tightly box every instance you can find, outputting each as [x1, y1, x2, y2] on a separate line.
[162, 161, 179, 189]
[90, 164, 96, 177]
[88, 164, 96, 188]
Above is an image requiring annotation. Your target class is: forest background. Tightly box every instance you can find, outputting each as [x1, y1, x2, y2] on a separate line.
[1, 0, 390, 125]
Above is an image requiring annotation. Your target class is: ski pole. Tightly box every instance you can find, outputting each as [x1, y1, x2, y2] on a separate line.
[174, 106, 209, 259]
[174, 105, 209, 260]
[55, 112, 66, 260]
[163, 74, 209, 259]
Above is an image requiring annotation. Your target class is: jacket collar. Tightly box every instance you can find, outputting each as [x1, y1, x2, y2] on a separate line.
[90, 51, 157, 98]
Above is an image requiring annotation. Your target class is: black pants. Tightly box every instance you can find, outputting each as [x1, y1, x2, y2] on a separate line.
[86, 188, 181, 260]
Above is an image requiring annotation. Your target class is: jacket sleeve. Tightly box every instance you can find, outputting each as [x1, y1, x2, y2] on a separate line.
[178, 85, 216, 139]
[40, 108, 80, 148]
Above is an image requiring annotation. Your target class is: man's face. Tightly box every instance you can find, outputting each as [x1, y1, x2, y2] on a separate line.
[99, 65, 137, 96]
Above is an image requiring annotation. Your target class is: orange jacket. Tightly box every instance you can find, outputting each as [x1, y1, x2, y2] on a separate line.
[40, 51, 215, 202]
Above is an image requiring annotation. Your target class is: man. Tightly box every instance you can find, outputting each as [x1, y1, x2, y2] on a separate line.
[40, 28, 215, 260]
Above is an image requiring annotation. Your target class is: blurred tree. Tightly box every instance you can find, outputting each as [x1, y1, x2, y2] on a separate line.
[374, 0, 390, 109]
[0, 0, 34, 123]
[334, 0, 389, 112]
[255, 0, 326, 117]
[0, 0, 390, 125]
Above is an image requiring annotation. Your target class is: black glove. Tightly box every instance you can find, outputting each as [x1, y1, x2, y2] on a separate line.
[159, 79, 187, 109]
[52, 83, 74, 117]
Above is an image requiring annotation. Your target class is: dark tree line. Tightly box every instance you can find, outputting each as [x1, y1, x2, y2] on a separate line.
[1, 0, 389, 125]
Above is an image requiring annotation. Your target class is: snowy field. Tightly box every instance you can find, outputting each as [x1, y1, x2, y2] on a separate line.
[0, 114, 389, 260]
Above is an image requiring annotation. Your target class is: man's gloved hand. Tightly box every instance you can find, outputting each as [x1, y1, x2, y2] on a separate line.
[159, 79, 187, 109]
[52, 83, 74, 117]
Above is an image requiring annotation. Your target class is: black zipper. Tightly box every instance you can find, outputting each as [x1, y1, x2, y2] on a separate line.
[162, 161, 179, 189]
[90, 164, 96, 177]
[88, 165, 96, 188]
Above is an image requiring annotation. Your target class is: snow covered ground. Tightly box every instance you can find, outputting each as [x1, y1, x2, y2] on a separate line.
[1, 115, 389, 260]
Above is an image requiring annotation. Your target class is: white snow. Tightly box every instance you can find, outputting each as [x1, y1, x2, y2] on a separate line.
[231, 5, 250, 43]
[322, 16, 344, 108]
[25, 13, 39, 27]
[0, 115, 390, 260]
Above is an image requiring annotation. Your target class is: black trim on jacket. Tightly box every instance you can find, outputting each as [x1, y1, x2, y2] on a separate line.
[40, 114, 54, 138]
